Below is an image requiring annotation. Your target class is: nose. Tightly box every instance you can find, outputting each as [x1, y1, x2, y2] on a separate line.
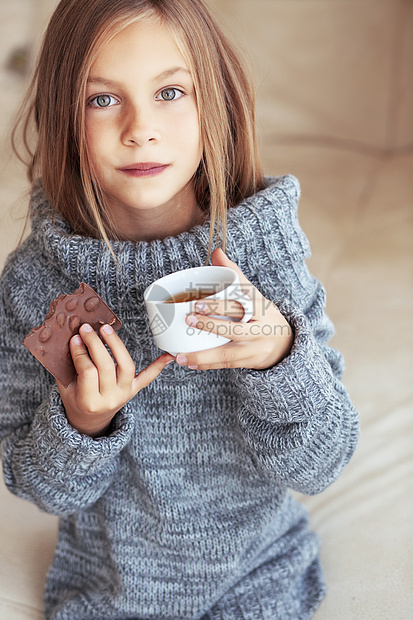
[121, 104, 161, 146]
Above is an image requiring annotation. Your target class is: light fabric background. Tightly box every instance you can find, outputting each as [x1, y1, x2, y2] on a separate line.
[0, 0, 412, 618]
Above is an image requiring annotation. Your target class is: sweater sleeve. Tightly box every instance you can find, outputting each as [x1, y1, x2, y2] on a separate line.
[0, 267, 135, 516]
[230, 176, 359, 495]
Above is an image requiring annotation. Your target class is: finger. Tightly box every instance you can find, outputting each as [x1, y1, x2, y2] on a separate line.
[211, 248, 266, 310]
[78, 324, 117, 388]
[132, 352, 175, 392]
[177, 342, 253, 370]
[194, 297, 246, 320]
[211, 248, 254, 289]
[99, 324, 136, 390]
[195, 356, 252, 370]
[69, 332, 99, 393]
[186, 313, 254, 340]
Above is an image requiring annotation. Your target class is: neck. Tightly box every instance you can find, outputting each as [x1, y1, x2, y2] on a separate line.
[110, 186, 206, 243]
[121, 204, 205, 243]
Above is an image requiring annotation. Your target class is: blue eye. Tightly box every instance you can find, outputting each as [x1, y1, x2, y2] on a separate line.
[89, 94, 118, 108]
[156, 88, 184, 101]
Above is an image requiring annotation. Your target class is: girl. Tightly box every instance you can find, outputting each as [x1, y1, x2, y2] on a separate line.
[0, 0, 359, 618]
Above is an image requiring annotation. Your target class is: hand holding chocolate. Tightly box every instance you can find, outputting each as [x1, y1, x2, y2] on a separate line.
[23, 282, 121, 387]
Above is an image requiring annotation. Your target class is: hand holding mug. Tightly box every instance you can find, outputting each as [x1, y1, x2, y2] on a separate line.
[144, 258, 253, 355]
[145, 249, 293, 371]
[175, 249, 294, 371]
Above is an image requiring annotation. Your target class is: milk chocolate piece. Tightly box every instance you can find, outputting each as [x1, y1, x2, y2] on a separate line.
[23, 282, 122, 387]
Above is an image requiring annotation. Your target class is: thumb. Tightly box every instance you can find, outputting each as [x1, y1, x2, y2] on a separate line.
[132, 352, 175, 393]
[211, 248, 250, 286]
[211, 247, 233, 267]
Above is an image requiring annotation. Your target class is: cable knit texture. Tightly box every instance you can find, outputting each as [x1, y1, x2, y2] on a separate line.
[0, 175, 359, 619]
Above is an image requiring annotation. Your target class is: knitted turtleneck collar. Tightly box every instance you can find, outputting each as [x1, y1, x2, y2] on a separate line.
[27, 175, 306, 304]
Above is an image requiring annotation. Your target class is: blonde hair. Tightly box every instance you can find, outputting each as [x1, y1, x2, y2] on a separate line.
[13, 0, 265, 257]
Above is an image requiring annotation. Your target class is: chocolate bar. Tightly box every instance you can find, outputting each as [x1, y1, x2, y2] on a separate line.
[23, 282, 121, 387]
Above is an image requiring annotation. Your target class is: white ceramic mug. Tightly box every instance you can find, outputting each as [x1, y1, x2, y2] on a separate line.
[144, 266, 254, 355]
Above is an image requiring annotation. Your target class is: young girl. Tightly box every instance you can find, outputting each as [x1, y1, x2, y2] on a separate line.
[0, 0, 359, 618]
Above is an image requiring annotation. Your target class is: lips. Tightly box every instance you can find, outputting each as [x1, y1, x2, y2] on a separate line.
[121, 162, 167, 171]
[118, 162, 170, 177]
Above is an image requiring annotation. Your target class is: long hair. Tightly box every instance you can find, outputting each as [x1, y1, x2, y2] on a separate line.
[12, 0, 265, 256]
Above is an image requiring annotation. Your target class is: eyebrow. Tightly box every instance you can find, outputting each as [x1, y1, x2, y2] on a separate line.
[155, 66, 191, 81]
[87, 66, 191, 87]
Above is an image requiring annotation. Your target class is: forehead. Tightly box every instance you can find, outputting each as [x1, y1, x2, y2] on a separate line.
[89, 20, 190, 79]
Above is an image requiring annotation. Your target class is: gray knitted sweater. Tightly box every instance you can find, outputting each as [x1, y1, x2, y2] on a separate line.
[0, 175, 359, 619]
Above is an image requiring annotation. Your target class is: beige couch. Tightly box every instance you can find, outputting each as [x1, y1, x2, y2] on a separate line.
[0, 1, 412, 618]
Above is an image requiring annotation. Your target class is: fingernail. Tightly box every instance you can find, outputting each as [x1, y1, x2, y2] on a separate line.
[188, 365, 198, 370]
[81, 323, 93, 333]
[102, 324, 114, 335]
[176, 354, 187, 366]
[187, 314, 198, 326]
[196, 301, 206, 313]
[72, 335, 82, 345]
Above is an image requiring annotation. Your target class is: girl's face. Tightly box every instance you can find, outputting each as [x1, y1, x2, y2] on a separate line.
[85, 20, 203, 241]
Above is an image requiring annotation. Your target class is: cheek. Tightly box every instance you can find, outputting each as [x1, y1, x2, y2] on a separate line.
[172, 103, 200, 142]
[84, 135, 105, 182]
[85, 122, 98, 161]
[85, 121, 110, 173]
[85, 113, 111, 149]
[176, 114, 202, 163]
